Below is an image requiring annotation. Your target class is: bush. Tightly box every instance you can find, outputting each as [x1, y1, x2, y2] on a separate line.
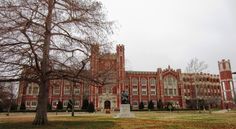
[87, 102, 95, 113]
[139, 101, 144, 110]
[148, 100, 154, 110]
[157, 99, 163, 110]
[47, 103, 52, 111]
[10, 102, 18, 111]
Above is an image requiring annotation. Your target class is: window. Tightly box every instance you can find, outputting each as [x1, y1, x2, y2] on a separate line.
[64, 80, 71, 85]
[31, 101, 37, 107]
[32, 86, 39, 95]
[141, 78, 147, 86]
[141, 78, 147, 96]
[74, 87, 80, 95]
[150, 78, 156, 86]
[53, 85, 60, 95]
[164, 88, 168, 95]
[74, 101, 80, 107]
[150, 78, 156, 95]
[142, 91, 147, 95]
[64, 86, 71, 95]
[151, 89, 156, 95]
[132, 101, 138, 108]
[169, 89, 173, 95]
[52, 100, 58, 107]
[164, 75, 178, 96]
[143, 101, 148, 108]
[63, 100, 68, 107]
[26, 101, 31, 107]
[132, 78, 138, 86]
[132, 88, 138, 95]
[25, 101, 37, 107]
[27, 83, 39, 95]
[27, 86, 32, 95]
[132, 78, 138, 95]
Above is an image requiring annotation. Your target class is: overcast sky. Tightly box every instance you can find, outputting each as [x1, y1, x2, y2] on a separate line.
[100, 0, 236, 74]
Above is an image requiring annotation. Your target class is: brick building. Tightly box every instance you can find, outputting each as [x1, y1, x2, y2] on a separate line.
[17, 44, 235, 110]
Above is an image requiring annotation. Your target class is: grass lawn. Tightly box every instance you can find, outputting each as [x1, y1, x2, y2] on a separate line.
[0, 111, 236, 129]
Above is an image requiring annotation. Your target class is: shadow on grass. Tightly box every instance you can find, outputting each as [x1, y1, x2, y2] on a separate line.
[0, 120, 117, 129]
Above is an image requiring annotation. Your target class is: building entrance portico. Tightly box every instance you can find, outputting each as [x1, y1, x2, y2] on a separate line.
[98, 93, 117, 111]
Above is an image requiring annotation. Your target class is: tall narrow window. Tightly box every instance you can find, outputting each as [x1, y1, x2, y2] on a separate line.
[53, 85, 60, 95]
[150, 78, 156, 95]
[164, 75, 178, 96]
[64, 86, 71, 95]
[74, 86, 80, 95]
[141, 78, 147, 95]
[132, 78, 138, 95]
[27, 83, 39, 95]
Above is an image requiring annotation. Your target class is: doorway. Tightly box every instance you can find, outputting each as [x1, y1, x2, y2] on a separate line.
[104, 100, 111, 109]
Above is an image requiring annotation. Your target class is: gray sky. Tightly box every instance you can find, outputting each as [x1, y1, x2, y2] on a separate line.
[100, 0, 236, 74]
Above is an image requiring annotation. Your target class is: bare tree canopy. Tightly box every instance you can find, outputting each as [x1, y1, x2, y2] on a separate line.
[185, 58, 208, 73]
[0, 0, 113, 125]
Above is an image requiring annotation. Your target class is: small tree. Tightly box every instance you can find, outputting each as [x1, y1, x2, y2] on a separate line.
[10, 102, 18, 111]
[148, 100, 154, 110]
[20, 102, 26, 111]
[166, 102, 173, 112]
[139, 101, 144, 110]
[56, 101, 63, 111]
[157, 99, 163, 110]
[67, 100, 73, 111]
[47, 103, 52, 111]
[186, 58, 208, 110]
[87, 102, 95, 113]
[82, 99, 89, 110]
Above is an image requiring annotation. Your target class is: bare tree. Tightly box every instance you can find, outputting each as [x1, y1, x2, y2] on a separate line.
[0, 0, 113, 125]
[0, 82, 18, 115]
[186, 58, 208, 73]
[185, 58, 208, 110]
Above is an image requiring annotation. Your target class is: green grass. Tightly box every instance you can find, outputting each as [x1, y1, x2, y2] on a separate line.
[0, 111, 236, 129]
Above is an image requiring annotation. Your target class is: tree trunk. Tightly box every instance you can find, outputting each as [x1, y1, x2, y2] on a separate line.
[33, 0, 54, 125]
[33, 82, 49, 125]
[6, 102, 12, 116]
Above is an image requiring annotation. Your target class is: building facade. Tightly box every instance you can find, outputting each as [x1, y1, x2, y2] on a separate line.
[17, 44, 235, 110]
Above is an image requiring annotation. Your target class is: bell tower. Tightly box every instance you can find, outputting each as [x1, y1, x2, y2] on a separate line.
[116, 44, 125, 108]
[218, 59, 235, 109]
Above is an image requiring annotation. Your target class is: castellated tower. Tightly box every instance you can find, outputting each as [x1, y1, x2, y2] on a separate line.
[116, 44, 125, 108]
[218, 59, 235, 109]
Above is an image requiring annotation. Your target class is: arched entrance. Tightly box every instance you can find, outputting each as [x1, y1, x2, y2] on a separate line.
[104, 100, 111, 109]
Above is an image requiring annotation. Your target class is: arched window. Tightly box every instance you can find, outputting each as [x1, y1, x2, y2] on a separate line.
[27, 83, 39, 95]
[141, 78, 147, 95]
[150, 78, 156, 95]
[132, 78, 138, 95]
[53, 84, 60, 95]
[132, 78, 138, 86]
[164, 75, 178, 96]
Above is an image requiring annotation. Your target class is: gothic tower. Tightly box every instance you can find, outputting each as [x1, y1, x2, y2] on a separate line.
[116, 44, 125, 108]
[89, 44, 100, 104]
[218, 59, 235, 109]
